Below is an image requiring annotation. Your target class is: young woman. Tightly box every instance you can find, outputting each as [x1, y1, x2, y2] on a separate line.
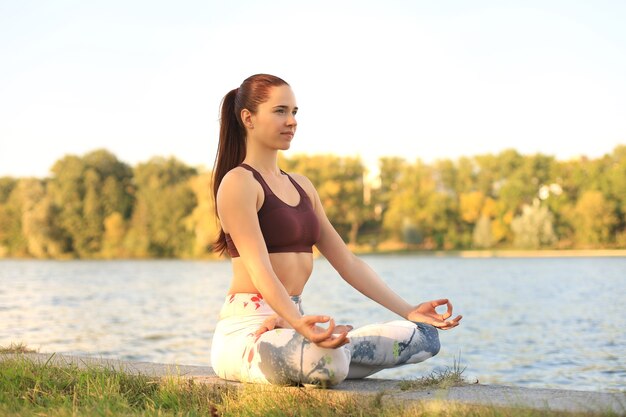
[210, 74, 462, 387]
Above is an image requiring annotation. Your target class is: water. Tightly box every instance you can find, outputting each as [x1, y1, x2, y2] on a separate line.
[1, 256, 624, 392]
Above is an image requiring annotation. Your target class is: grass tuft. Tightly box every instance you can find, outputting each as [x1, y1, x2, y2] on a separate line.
[0, 342, 37, 354]
[399, 356, 468, 391]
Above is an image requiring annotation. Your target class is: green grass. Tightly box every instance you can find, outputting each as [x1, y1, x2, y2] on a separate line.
[0, 354, 620, 417]
[399, 356, 469, 391]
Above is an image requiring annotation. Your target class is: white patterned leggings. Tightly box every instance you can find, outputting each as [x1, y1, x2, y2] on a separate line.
[210, 293, 440, 386]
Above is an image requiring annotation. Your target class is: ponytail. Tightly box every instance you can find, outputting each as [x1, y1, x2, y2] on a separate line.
[212, 88, 246, 255]
[211, 74, 289, 255]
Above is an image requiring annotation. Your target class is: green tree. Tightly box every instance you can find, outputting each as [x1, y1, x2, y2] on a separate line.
[0, 179, 27, 256]
[0, 177, 19, 256]
[7, 179, 65, 257]
[48, 155, 86, 256]
[381, 162, 423, 245]
[511, 200, 556, 249]
[367, 157, 408, 244]
[127, 157, 197, 257]
[0, 177, 17, 203]
[186, 172, 220, 257]
[47, 149, 134, 257]
[472, 215, 494, 249]
[455, 156, 478, 195]
[377, 157, 408, 218]
[572, 190, 617, 247]
[383, 161, 457, 249]
[81, 168, 105, 254]
[605, 146, 626, 246]
[101, 212, 127, 258]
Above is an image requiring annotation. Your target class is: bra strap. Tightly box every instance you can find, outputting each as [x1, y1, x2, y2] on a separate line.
[283, 171, 308, 200]
[239, 163, 273, 195]
[239, 164, 308, 200]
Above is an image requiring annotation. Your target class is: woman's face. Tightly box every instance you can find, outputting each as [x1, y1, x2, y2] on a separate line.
[246, 85, 298, 151]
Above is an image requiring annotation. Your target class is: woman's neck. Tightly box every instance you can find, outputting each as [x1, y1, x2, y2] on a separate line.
[243, 149, 281, 176]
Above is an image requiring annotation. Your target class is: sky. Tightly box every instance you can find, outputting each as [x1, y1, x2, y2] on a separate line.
[1, 0, 625, 178]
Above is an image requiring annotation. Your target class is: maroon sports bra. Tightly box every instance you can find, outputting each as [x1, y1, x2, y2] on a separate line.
[225, 164, 320, 258]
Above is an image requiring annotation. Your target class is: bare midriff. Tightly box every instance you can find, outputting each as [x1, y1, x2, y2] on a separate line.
[227, 252, 313, 296]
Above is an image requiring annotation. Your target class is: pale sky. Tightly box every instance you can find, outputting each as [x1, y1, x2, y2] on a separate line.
[1, 0, 625, 178]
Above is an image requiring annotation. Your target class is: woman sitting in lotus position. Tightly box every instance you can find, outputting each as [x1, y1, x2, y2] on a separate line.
[210, 74, 462, 386]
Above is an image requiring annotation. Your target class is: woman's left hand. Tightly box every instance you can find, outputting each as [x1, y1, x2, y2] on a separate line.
[254, 315, 354, 337]
[407, 299, 462, 330]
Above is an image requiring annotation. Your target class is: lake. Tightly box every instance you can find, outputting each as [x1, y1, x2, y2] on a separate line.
[1, 256, 624, 392]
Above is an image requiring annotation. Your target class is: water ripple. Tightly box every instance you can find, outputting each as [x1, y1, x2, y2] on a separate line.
[1, 257, 625, 391]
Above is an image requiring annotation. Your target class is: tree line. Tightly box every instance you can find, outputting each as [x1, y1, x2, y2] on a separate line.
[1, 146, 624, 259]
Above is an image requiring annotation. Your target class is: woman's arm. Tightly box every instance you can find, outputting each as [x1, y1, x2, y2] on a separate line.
[296, 174, 461, 329]
[217, 169, 350, 346]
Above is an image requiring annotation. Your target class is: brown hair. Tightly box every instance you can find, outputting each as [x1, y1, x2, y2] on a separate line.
[212, 74, 289, 255]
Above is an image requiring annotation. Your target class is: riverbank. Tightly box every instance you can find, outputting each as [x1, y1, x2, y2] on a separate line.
[350, 247, 626, 258]
[1, 353, 623, 416]
[2, 248, 626, 260]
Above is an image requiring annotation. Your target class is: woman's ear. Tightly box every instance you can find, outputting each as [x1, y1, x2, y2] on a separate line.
[241, 109, 254, 129]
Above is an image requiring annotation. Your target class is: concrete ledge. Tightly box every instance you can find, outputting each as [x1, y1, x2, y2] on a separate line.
[3, 353, 624, 414]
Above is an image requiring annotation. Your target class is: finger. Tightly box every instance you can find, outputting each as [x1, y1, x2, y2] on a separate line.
[429, 299, 449, 311]
[438, 315, 463, 330]
[316, 333, 349, 349]
[334, 324, 353, 333]
[434, 321, 455, 330]
[304, 315, 330, 324]
[428, 313, 460, 328]
[445, 315, 462, 324]
[442, 301, 454, 320]
[307, 319, 336, 343]
[317, 334, 345, 347]
[440, 322, 460, 330]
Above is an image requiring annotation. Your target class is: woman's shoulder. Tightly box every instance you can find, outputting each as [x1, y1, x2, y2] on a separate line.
[286, 171, 314, 189]
[285, 171, 319, 204]
[218, 166, 259, 196]
[221, 165, 255, 183]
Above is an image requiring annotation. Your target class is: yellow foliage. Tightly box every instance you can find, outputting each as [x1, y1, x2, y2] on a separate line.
[481, 197, 497, 218]
[102, 212, 126, 258]
[187, 174, 220, 256]
[503, 210, 514, 225]
[459, 191, 484, 223]
[491, 218, 508, 243]
[573, 190, 617, 245]
[104, 212, 125, 242]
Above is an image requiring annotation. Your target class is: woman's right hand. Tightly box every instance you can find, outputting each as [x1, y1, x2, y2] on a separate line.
[407, 299, 462, 330]
[295, 315, 350, 348]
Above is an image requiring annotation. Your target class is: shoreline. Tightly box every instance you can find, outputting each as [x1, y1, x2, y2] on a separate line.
[353, 248, 626, 258]
[2, 353, 624, 414]
[2, 248, 626, 261]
